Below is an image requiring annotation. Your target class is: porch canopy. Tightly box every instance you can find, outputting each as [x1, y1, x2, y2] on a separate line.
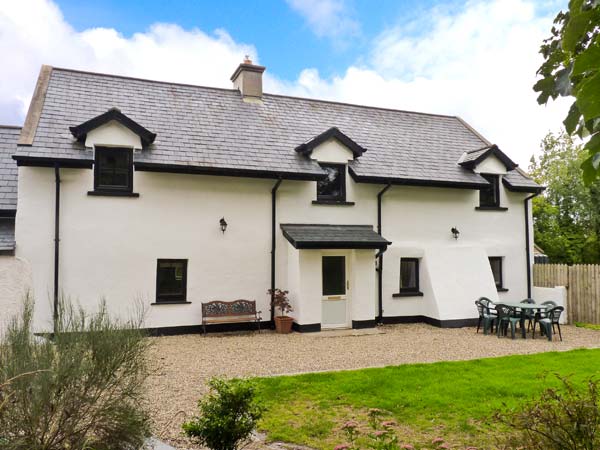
[281, 224, 391, 250]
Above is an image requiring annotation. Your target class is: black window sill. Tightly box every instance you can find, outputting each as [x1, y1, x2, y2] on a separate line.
[475, 206, 508, 211]
[392, 291, 424, 298]
[312, 200, 355, 206]
[497, 287, 509, 292]
[88, 190, 140, 197]
[151, 301, 191, 305]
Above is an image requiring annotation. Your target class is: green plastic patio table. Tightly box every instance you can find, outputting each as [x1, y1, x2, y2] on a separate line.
[495, 302, 551, 338]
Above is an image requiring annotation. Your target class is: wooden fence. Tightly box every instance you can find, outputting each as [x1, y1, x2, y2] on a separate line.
[533, 264, 600, 324]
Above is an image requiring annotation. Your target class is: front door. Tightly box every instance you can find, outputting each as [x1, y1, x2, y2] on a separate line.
[321, 255, 349, 329]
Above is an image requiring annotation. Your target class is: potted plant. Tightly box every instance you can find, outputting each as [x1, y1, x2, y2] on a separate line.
[268, 288, 294, 334]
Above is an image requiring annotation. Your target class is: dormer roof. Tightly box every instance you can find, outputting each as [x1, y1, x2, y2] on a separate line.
[459, 144, 518, 171]
[295, 127, 366, 159]
[69, 107, 156, 147]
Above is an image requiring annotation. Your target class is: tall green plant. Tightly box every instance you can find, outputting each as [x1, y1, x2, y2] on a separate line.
[530, 131, 600, 263]
[0, 297, 151, 450]
[534, 1, 600, 184]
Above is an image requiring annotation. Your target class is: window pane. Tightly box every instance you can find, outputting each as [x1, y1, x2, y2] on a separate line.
[322, 256, 345, 295]
[157, 260, 187, 300]
[96, 147, 131, 190]
[317, 164, 344, 200]
[400, 259, 418, 291]
[479, 175, 498, 207]
[489, 258, 502, 287]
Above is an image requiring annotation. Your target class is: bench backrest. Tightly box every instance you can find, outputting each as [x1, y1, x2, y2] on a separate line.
[202, 300, 256, 317]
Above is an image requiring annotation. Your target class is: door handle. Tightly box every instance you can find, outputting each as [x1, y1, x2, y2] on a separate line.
[346, 280, 349, 290]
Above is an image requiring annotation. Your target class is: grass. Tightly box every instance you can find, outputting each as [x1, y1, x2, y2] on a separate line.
[253, 349, 600, 449]
[575, 321, 600, 330]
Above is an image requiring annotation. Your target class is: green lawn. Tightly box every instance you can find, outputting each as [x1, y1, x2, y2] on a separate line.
[253, 349, 600, 449]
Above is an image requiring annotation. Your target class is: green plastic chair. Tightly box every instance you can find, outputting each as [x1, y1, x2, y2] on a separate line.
[520, 298, 536, 331]
[475, 300, 496, 334]
[495, 304, 522, 339]
[533, 306, 564, 341]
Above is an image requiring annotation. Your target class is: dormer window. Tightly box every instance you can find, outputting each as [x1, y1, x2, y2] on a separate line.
[317, 163, 346, 202]
[479, 174, 500, 207]
[94, 147, 133, 194]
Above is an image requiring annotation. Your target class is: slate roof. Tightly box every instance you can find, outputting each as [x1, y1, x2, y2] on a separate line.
[0, 218, 15, 251]
[0, 126, 20, 211]
[13, 66, 525, 188]
[281, 224, 391, 250]
[459, 144, 518, 171]
[503, 169, 544, 193]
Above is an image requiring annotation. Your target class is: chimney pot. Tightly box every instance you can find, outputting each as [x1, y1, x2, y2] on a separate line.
[230, 58, 265, 102]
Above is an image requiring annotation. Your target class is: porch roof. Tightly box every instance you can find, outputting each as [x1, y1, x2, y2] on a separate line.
[280, 224, 391, 250]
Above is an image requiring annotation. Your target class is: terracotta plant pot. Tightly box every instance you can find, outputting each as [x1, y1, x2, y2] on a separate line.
[274, 316, 294, 334]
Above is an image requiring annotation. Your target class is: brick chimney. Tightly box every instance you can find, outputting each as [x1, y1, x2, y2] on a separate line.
[230, 56, 265, 103]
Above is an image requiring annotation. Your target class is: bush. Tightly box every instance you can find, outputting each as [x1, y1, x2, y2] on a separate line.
[182, 377, 264, 450]
[0, 297, 151, 450]
[498, 375, 600, 450]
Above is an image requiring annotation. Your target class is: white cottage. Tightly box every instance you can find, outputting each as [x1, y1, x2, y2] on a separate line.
[0, 60, 543, 333]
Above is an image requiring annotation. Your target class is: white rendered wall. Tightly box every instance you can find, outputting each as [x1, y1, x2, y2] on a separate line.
[0, 256, 32, 335]
[532, 286, 567, 324]
[85, 121, 143, 150]
[16, 167, 273, 332]
[15, 161, 532, 330]
[309, 138, 354, 163]
[473, 155, 508, 174]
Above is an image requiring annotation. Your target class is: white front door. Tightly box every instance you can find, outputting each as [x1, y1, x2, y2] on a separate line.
[321, 254, 350, 329]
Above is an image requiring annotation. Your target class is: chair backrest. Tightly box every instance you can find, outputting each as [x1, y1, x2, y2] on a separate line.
[478, 297, 492, 306]
[521, 298, 536, 304]
[475, 300, 484, 317]
[548, 306, 564, 323]
[495, 304, 514, 319]
[542, 300, 558, 308]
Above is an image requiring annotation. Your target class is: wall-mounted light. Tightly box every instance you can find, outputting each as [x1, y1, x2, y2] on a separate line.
[219, 217, 228, 234]
[451, 227, 460, 240]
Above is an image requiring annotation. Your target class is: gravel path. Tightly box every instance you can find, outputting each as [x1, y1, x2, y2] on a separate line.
[145, 324, 600, 448]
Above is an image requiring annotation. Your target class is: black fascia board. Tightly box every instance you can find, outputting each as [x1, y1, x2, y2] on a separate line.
[295, 127, 367, 158]
[69, 108, 157, 146]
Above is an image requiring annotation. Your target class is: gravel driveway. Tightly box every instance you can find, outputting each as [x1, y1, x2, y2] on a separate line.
[145, 323, 600, 448]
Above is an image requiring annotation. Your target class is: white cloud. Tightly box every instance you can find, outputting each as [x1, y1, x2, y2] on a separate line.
[271, 0, 570, 167]
[285, 0, 360, 41]
[0, 0, 568, 167]
[0, 0, 256, 124]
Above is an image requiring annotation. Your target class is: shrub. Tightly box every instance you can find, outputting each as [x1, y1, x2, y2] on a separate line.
[498, 375, 600, 450]
[268, 288, 293, 317]
[182, 377, 264, 450]
[0, 297, 151, 450]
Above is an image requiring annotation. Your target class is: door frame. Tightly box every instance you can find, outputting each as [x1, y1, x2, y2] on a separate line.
[321, 250, 351, 329]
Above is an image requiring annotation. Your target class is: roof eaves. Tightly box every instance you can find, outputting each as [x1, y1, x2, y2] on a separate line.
[348, 167, 490, 190]
[69, 108, 157, 146]
[295, 127, 367, 158]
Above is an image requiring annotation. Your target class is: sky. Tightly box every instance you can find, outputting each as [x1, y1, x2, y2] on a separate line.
[0, 0, 570, 168]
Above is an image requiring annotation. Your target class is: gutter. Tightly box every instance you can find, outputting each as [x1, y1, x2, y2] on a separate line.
[524, 192, 540, 298]
[53, 163, 61, 334]
[376, 183, 392, 324]
[270, 178, 283, 325]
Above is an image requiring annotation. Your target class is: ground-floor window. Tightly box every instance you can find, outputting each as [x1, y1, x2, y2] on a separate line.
[488, 257, 504, 290]
[394, 257, 422, 297]
[156, 259, 188, 303]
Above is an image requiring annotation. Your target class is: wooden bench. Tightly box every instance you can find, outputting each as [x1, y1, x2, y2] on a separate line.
[201, 300, 262, 335]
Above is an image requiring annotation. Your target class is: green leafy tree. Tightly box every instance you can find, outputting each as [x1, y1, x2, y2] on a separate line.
[534, 1, 600, 184]
[530, 131, 600, 263]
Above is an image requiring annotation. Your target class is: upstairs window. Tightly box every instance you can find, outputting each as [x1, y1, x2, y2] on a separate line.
[479, 174, 500, 208]
[156, 259, 188, 303]
[489, 257, 505, 290]
[94, 147, 133, 193]
[317, 163, 346, 202]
